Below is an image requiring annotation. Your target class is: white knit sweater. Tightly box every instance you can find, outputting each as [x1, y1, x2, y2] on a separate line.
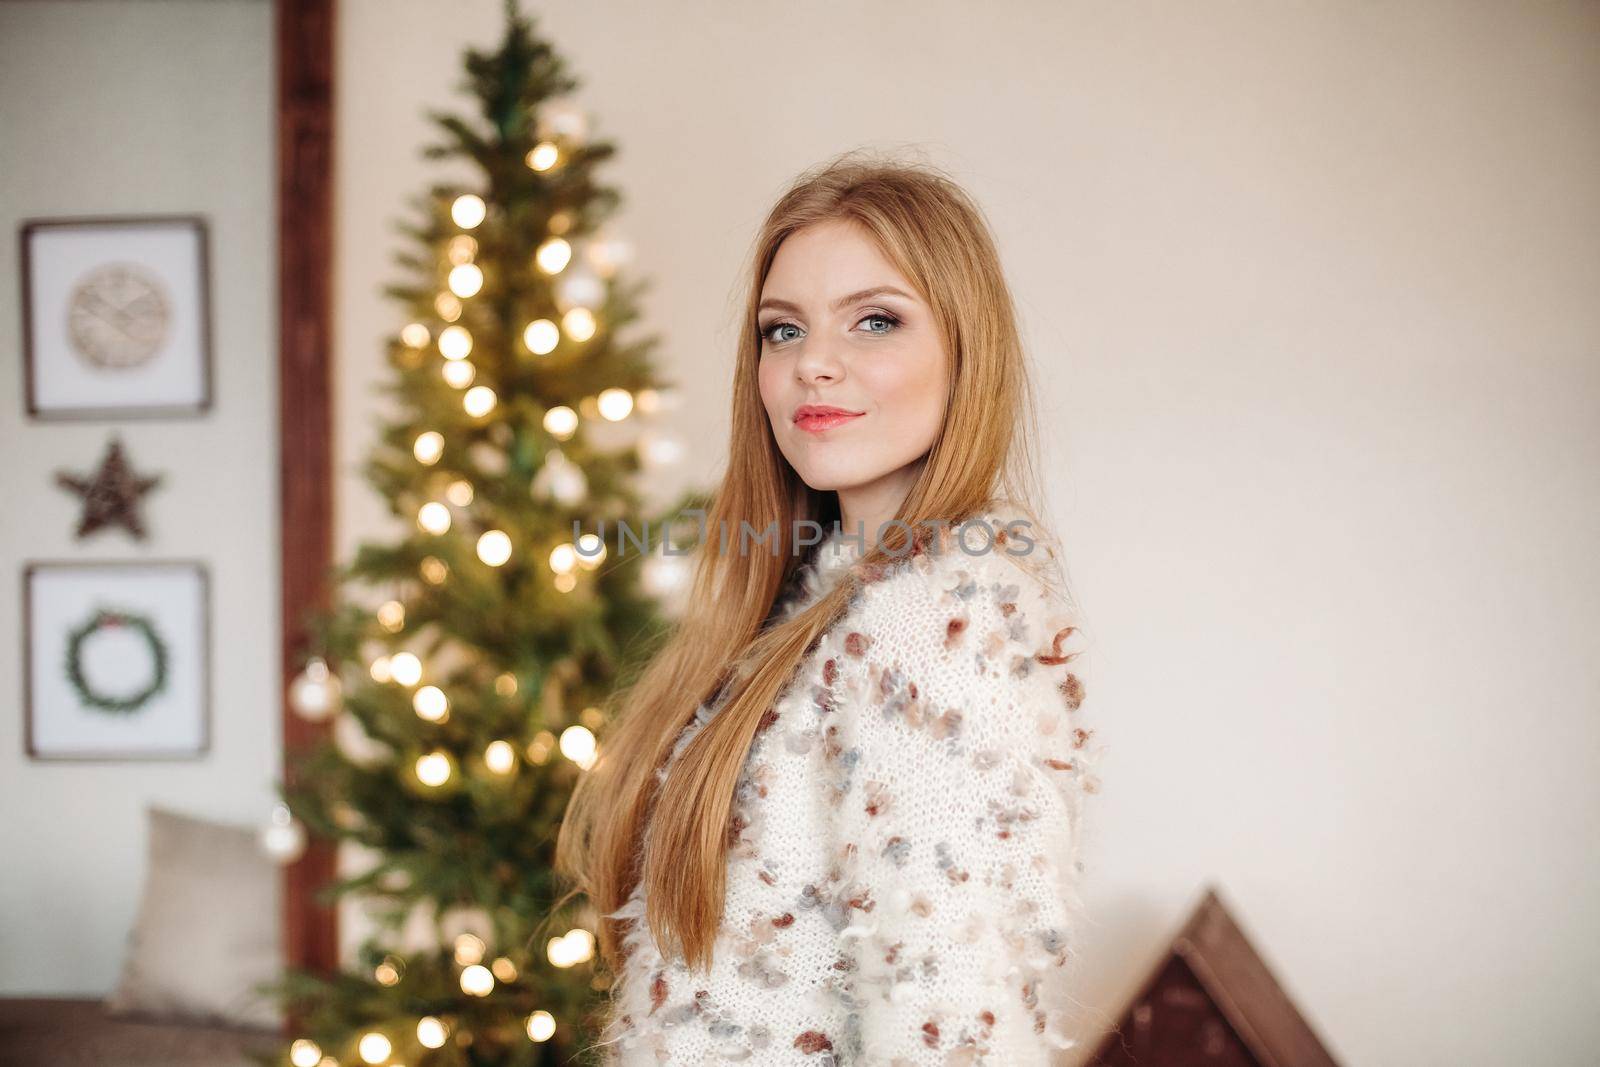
[597, 505, 1100, 1065]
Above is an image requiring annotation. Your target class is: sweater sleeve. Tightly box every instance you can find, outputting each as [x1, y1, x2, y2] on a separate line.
[822, 539, 1097, 1065]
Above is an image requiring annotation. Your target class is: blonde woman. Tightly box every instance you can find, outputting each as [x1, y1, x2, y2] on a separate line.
[557, 152, 1100, 1065]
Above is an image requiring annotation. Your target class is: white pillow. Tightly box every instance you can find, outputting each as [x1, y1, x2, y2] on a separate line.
[104, 805, 283, 1031]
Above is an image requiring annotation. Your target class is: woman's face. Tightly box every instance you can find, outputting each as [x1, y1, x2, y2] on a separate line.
[756, 218, 948, 533]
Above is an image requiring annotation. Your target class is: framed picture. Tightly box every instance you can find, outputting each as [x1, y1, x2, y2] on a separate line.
[23, 560, 211, 761]
[19, 215, 214, 419]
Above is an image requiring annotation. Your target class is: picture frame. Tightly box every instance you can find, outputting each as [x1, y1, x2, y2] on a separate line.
[22, 560, 212, 761]
[19, 214, 214, 420]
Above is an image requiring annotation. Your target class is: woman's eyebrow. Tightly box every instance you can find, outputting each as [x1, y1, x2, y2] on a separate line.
[757, 285, 915, 315]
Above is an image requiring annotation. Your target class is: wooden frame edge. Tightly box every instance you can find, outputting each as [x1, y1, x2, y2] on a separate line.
[277, 0, 339, 1021]
[17, 214, 215, 421]
[20, 558, 213, 762]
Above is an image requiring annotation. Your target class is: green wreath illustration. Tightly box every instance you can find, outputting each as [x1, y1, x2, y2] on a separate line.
[64, 607, 169, 714]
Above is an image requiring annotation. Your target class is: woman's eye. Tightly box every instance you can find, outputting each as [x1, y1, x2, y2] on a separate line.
[761, 322, 801, 345]
[858, 312, 900, 335]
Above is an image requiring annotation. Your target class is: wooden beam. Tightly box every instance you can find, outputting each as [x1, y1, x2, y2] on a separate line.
[277, 0, 338, 1022]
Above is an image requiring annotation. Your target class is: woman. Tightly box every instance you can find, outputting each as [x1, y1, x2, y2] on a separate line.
[556, 152, 1100, 1064]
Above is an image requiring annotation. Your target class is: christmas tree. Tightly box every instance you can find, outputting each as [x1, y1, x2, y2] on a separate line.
[257, 4, 702, 1064]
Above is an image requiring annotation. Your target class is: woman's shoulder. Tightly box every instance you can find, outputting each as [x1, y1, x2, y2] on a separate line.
[843, 501, 1083, 677]
[858, 501, 1071, 610]
[829, 501, 1093, 772]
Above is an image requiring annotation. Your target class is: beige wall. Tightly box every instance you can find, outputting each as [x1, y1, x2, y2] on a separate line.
[0, 1, 280, 994]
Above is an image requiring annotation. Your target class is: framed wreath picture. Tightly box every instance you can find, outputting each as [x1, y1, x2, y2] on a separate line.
[23, 560, 211, 761]
[19, 214, 214, 420]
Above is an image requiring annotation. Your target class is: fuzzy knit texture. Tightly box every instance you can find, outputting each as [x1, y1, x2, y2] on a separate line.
[595, 504, 1100, 1065]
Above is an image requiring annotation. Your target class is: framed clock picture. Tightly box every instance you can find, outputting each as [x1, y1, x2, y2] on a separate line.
[19, 215, 214, 419]
[22, 560, 211, 761]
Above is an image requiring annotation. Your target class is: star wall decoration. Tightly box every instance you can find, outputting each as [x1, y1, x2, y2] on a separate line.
[55, 435, 164, 540]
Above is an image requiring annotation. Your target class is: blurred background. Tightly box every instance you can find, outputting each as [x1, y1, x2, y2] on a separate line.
[1, 1, 1597, 1065]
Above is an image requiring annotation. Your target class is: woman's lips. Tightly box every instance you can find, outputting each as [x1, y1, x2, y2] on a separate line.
[795, 411, 863, 434]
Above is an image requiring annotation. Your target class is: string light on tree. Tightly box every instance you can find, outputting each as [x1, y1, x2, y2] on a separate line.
[290, 1039, 323, 1067]
[561, 306, 596, 342]
[455, 932, 487, 966]
[388, 651, 422, 687]
[416, 750, 453, 788]
[358, 1031, 393, 1064]
[446, 480, 474, 506]
[559, 724, 596, 770]
[442, 360, 475, 389]
[435, 292, 462, 321]
[597, 387, 634, 421]
[548, 543, 578, 576]
[420, 556, 449, 585]
[523, 318, 559, 356]
[525, 1010, 556, 1042]
[413, 431, 444, 465]
[464, 385, 497, 418]
[566, 927, 596, 963]
[417, 1016, 448, 1049]
[542, 406, 578, 440]
[413, 685, 449, 723]
[289, 656, 341, 721]
[439, 325, 473, 360]
[447, 235, 477, 263]
[477, 530, 512, 567]
[525, 731, 554, 765]
[575, 532, 605, 571]
[535, 236, 571, 274]
[448, 262, 484, 298]
[461, 964, 495, 996]
[491, 956, 518, 982]
[400, 323, 430, 348]
[525, 141, 559, 171]
[484, 739, 517, 774]
[418, 501, 452, 535]
[369, 654, 393, 683]
[374, 954, 405, 986]
[545, 926, 595, 967]
[451, 193, 486, 229]
[377, 600, 405, 632]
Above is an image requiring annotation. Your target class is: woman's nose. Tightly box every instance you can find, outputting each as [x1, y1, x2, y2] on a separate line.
[794, 334, 845, 383]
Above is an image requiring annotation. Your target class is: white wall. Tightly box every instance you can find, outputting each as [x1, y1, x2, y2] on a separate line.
[332, 2, 1600, 1064]
[0, 1, 280, 994]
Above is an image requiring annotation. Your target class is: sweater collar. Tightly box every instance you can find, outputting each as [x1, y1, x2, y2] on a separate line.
[770, 526, 859, 621]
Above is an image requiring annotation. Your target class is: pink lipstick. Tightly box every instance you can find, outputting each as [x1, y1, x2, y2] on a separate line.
[793, 404, 864, 434]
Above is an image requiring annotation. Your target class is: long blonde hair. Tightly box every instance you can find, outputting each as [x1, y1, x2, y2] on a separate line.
[554, 148, 1060, 977]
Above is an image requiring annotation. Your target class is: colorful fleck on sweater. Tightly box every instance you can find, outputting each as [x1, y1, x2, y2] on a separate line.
[597, 505, 1100, 1065]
